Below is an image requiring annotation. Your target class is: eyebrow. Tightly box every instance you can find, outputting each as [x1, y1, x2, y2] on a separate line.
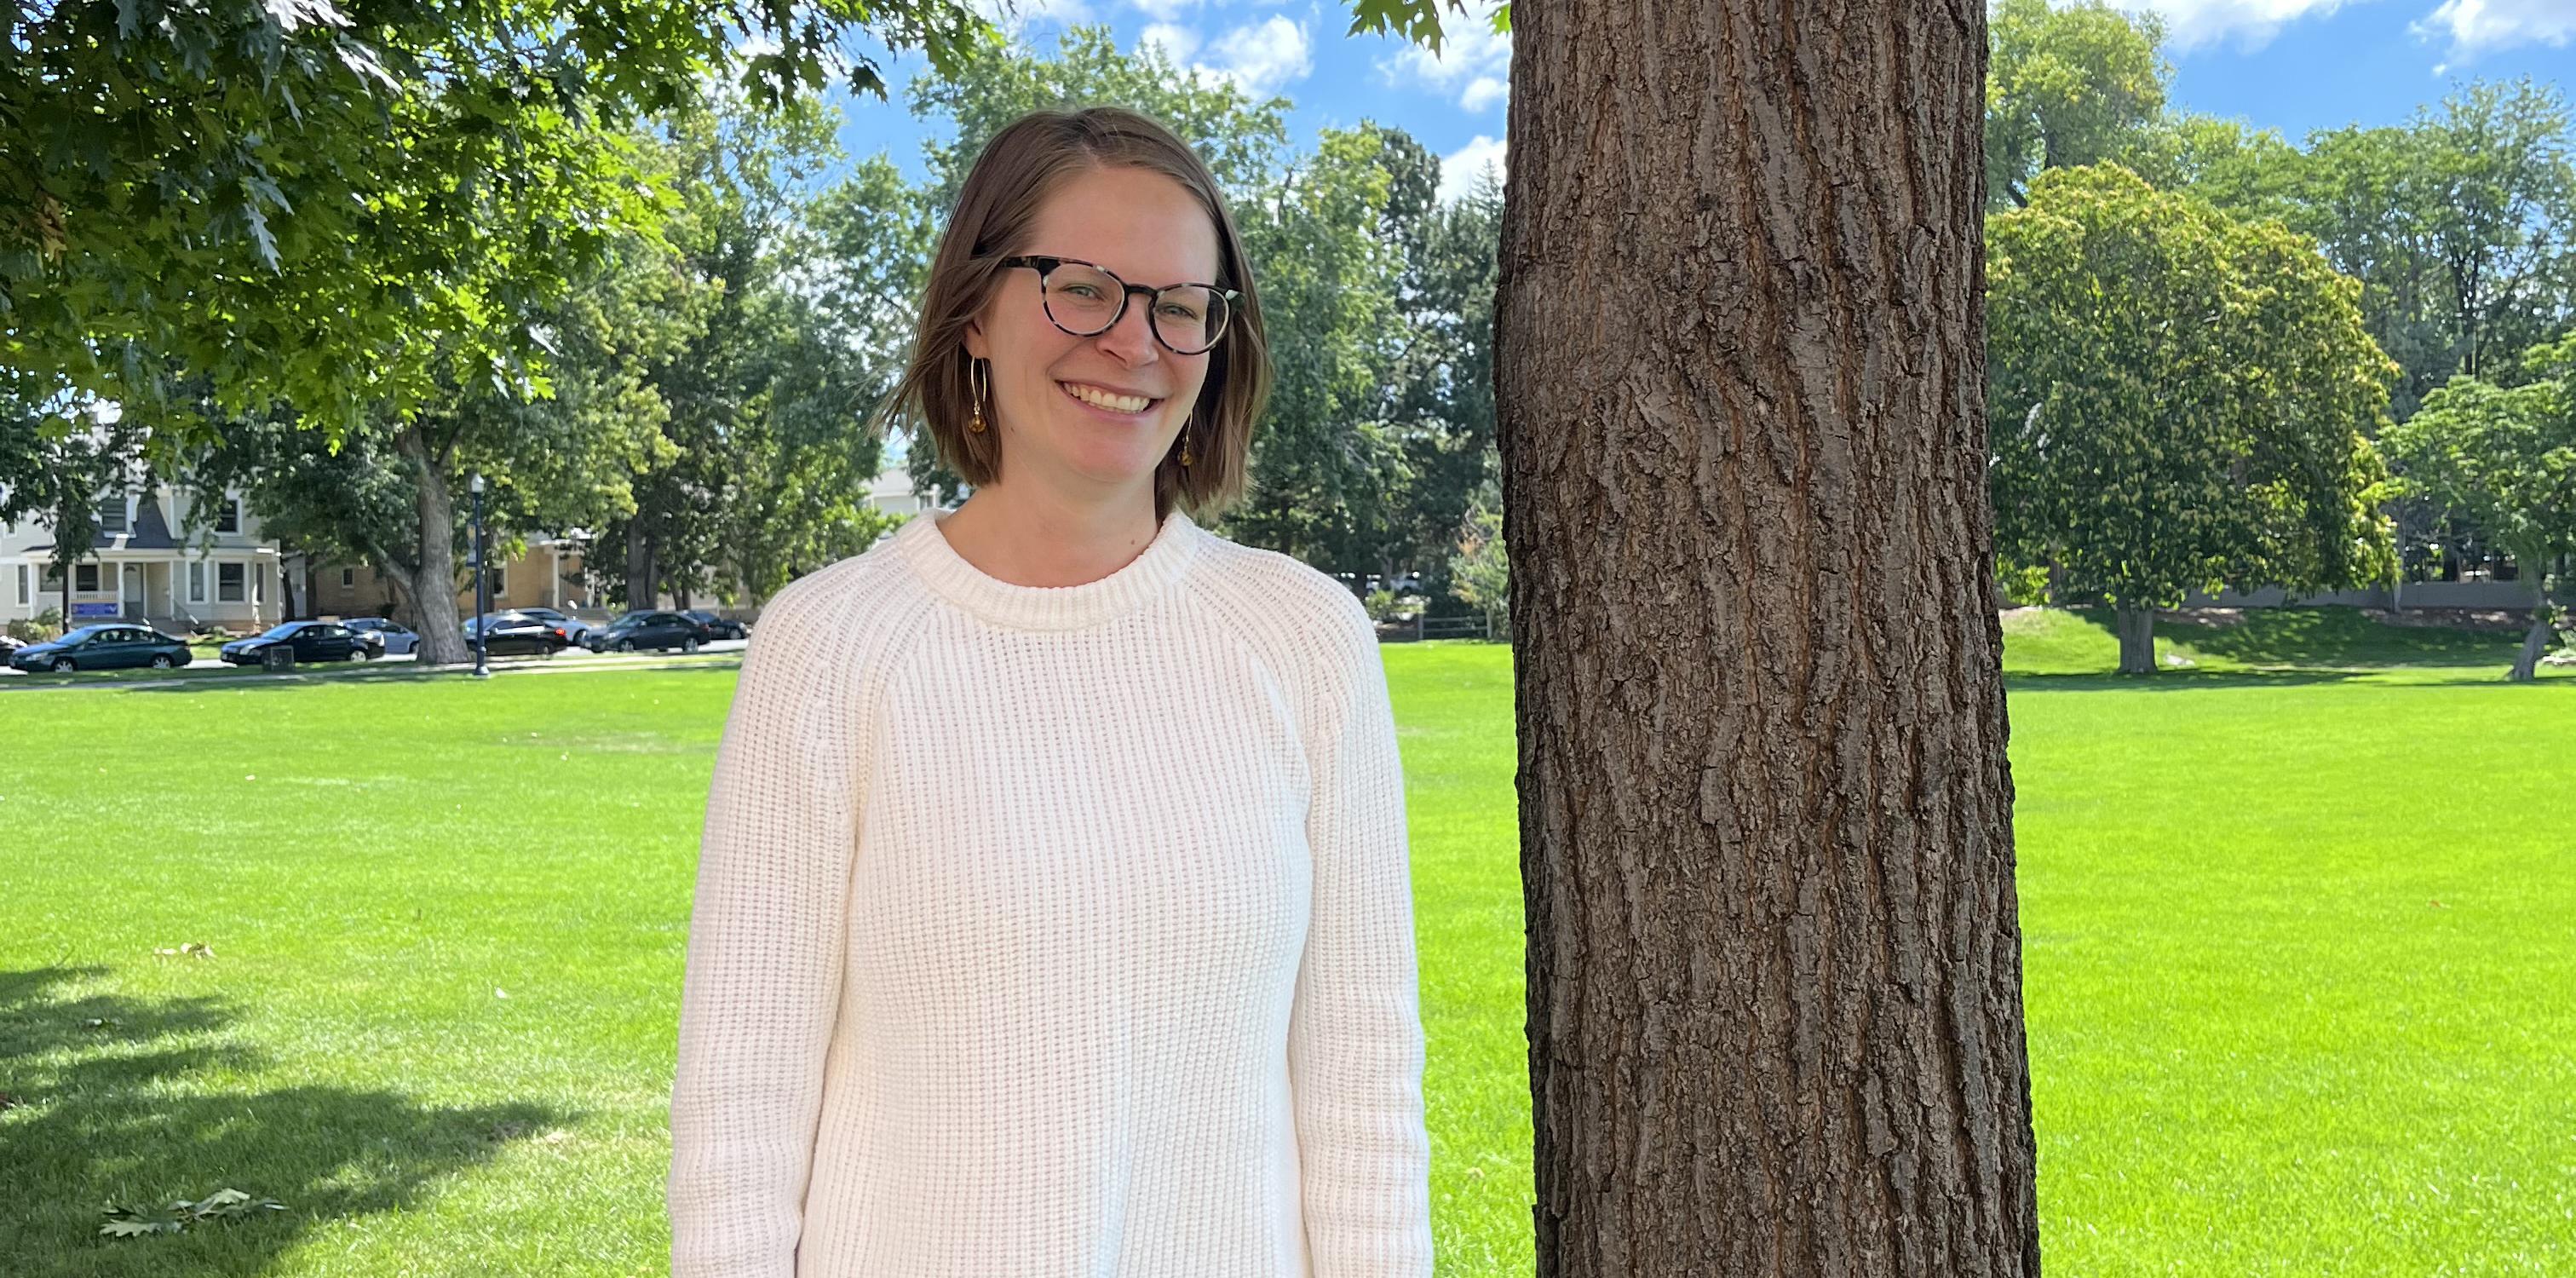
[1027, 254, 1224, 289]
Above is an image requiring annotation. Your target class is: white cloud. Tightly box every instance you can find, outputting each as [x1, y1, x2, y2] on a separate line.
[1435, 135, 1506, 205]
[1377, 3, 1512, 112]
[2118, 0, 2356, 52]
[1195, 15, 1313, 97]
[1139, 21, 1200, 66]
[1461, 75, 1509, 112]
[1128, 0, 1202, 20]
[2411, 0, 2576, 57]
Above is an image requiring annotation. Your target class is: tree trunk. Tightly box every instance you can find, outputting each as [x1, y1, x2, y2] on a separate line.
[2509, 610, 2550, 682]
[1498, 3, 2039, 1275]
[396, 425, 470, 666]
[625, 520, 657, 611]
[2114, 602, 2156, 675]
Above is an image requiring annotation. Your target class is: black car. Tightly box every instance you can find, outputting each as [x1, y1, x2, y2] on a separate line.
[503, 606, 598, 647]
[584, 610, 704, 653]
[9, 624, 195, 673]
[463, 610, 574, 657]
[219, 620, 367, 665]
[681, 609, 748, 642]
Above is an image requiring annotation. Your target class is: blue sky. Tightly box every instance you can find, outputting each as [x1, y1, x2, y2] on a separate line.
[828, 0, 2572, 203]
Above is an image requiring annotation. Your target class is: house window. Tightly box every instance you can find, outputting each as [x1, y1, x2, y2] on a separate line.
[188, 561, 206, 603]
[99, 498, 128, 533]
[255, 561, 267, 603]
[215, 496, 241, 534]
[218, 562, 245, 602]
[38, 562, 62, 592]
[75, 563, 100, 593]
[13, 563, 24, 606]
[341, 567, 355, 588]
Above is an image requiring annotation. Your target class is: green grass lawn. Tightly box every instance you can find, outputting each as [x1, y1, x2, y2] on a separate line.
[2, 607, 2568, 1275]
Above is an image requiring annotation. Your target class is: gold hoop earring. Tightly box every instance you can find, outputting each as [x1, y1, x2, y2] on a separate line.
[967, 357, 989, 434]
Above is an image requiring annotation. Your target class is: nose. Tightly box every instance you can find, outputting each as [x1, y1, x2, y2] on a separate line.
[1091, 294, 1160, 367]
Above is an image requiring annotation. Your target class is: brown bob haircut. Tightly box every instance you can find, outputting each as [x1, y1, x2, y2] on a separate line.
[877, 106, 1274, 524]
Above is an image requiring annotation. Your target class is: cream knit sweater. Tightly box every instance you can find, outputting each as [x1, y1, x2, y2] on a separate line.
[666, 507, 1433, 1278]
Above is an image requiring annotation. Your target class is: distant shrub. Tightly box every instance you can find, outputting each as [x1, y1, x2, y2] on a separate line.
[6, 611, 65, 642]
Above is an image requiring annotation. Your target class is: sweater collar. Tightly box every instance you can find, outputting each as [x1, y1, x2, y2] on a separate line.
[895, 506, 1206, 630]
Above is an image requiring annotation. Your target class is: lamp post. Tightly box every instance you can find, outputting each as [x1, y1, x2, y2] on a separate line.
[470, 472, 491, 679]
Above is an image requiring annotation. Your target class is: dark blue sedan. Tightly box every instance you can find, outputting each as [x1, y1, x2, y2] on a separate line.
[9, 624, 196, 674]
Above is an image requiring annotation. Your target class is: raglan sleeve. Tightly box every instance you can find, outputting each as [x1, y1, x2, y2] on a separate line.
[667, 581, 863, 1278]
[1288, 590, 1435, 1275]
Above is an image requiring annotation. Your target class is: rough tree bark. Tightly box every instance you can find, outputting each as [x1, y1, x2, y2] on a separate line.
[624, 520, 658, 612]
[394, 424, 470, 667]
[1496, 2, 2042, 1274]
[2113, 602, 2156, 675]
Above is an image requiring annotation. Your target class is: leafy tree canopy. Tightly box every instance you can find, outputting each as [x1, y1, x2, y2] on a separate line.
[1987, 163, 2400, 619]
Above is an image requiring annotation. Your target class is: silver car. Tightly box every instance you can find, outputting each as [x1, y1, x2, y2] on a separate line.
[342, 617, 420, 656]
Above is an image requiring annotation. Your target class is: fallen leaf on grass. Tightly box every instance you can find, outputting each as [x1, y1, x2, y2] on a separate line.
[100, 1189, 285, 1238]
[152, 941, 216, 958]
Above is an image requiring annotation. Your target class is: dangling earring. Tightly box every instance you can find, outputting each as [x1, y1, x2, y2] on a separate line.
[1176, 416, 1195, 467]
[967, 357, 989, 434]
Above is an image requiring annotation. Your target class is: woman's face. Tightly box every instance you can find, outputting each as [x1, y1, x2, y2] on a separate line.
[963, 164, 1223, 501]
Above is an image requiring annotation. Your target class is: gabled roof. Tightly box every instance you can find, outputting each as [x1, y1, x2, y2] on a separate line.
[26, 498, 183, 553]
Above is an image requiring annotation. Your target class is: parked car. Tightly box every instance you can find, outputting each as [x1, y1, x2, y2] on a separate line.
[584, 610, 704, 653]
[681, 609, 748, 642]
[342, 617, 418, 656]
[219, 620, 367, 665]
[462, 610, 575, 657]
[9, 624, 194, 673]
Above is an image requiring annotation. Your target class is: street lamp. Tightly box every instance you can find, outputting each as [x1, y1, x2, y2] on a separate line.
[470, 472, 491, 680]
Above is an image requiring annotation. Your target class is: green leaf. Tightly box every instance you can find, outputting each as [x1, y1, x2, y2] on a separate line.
[100, 1207, 184, 1237]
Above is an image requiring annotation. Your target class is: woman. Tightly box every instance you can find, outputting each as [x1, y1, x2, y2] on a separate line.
[666, 106, 1434, 1278]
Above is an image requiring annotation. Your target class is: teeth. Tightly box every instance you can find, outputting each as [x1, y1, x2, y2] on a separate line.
[1062, 382, 1151, 413]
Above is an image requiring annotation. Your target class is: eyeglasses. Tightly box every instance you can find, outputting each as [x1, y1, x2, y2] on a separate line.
[994, 255, 1238, 356]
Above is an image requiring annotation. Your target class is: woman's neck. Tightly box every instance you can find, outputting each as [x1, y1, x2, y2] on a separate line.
[932, 484, 1164, 589]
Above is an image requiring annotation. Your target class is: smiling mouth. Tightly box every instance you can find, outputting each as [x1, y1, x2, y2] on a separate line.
[1058, 381, 1160, 415]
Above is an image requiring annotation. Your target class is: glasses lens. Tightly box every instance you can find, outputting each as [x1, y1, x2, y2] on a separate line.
[1042, 262, 1123, 335]
[1152, 285, 1230, 354]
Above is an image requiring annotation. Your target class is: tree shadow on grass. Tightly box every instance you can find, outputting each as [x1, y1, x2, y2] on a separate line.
[90, 659, 752, 700]
[0, 966, 567, 1276]
[2004, 669, 2372, 693]
[2067, 605, 2531, 671]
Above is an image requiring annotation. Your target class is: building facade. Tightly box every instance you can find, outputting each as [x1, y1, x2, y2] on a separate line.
[8, 457, 934, 633]
[2, 483, 282, 631]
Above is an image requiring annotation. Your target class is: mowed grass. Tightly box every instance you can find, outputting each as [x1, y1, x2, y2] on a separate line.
[2, 607, 2570, 1275]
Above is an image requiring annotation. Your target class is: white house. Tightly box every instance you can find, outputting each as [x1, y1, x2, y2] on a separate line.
[1, 480, 282, 632]
[865, 458, 942, 516]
